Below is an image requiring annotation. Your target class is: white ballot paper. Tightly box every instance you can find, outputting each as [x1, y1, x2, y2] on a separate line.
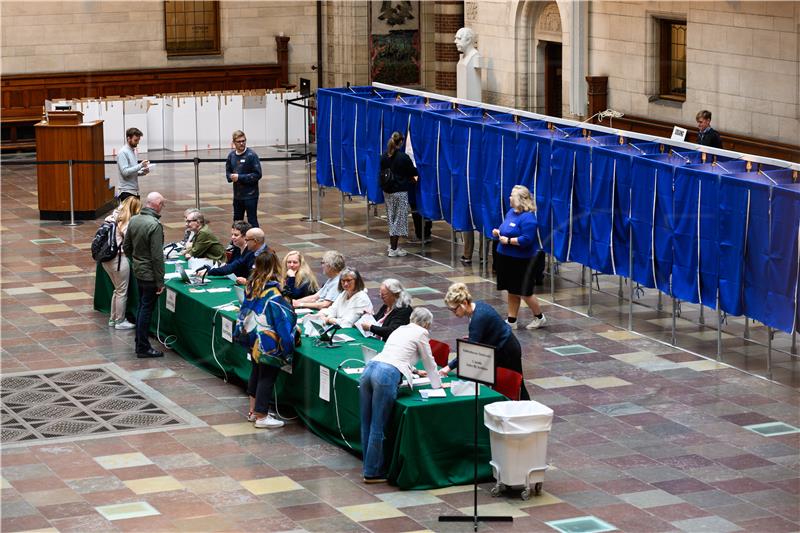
[354, 313, 378, 338]
[166, 289, 176, 312]
[164, 272, 182, 280]
[319, 367, 330, 402]
[420, 388, 446, 399]
[221, 317, 233, 342]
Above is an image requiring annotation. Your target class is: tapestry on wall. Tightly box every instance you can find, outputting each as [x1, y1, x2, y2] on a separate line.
[370, 1, 420, 86]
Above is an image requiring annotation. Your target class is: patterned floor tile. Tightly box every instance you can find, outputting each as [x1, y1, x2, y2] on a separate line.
[338, 501, 405, 522]
[122, 475, 184, 494]
[211, 422, 262, 437]
[94, 501, 160, 521]
[240, 476, 303, 495]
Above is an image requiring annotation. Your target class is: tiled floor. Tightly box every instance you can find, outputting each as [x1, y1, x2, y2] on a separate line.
[1, 148, 798, 532]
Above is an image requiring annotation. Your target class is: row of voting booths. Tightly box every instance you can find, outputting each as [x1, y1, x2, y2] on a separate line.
[315, 85, 800, 346]
[45, 90, 307, 156]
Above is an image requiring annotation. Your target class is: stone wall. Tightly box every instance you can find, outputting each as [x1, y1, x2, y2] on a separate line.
[1, 0, 318, 88]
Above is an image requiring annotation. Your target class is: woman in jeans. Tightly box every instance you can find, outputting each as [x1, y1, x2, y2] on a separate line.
[380, 131, 418, 257]
[359, 308, 441, 483]
[102, 196, 141, 330]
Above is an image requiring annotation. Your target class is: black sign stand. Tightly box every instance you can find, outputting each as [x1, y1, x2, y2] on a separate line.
[439, 339, 513, 531]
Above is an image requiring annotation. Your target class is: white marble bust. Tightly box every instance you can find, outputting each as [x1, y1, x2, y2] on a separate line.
[455, 27, 482, 102]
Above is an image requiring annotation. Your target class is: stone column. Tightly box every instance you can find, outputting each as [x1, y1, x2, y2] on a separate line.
[434, 1, 463, 95]
[322, 1, 370, 88]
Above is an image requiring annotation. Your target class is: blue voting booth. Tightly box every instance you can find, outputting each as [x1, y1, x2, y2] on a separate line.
[315, 86, 800, 336]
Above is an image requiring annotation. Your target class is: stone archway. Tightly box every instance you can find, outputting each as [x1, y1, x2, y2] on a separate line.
[513, 0, 567, 114]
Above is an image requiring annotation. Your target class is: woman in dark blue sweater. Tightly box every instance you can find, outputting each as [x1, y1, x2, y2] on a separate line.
[492, 185, 546, 330]
[438, 283, 530, 400]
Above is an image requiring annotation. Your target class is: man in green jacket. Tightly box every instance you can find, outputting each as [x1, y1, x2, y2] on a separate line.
[183, 209, 226, 263]
[123, 191, 166, 358]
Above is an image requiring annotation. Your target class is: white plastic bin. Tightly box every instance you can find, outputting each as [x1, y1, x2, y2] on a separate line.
[484, 400, 553, 499]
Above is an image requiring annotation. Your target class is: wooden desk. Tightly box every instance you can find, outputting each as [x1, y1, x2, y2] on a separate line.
[34, 119, 114, 220]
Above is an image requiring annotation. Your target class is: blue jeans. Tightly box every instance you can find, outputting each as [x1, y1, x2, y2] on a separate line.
[233, 197, 259, 228]
[134, 279, 158, 353]
[359, 361, 401, 478]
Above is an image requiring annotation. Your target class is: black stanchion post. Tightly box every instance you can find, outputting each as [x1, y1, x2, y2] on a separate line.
[62, 159, 83, 227]
[193, 157, 200, 209]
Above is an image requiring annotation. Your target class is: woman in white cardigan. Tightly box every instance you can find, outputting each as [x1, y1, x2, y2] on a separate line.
[318, 268, 373, 328]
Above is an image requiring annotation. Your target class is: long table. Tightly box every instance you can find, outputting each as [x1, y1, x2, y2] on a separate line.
[94, 262, 506, 489]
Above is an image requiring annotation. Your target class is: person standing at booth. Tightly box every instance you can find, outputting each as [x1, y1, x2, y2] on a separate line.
[380, 132, 418, 257]
[123, 191, 166, 359]
[116, 127, 149, 201]
[492, 185, 546, 330]
[439, 283, 530, 400]
[696, 110, 723, 149]
[226, 130, 262, 228]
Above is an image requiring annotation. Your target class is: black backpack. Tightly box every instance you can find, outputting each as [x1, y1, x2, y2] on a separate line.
[379, 163, 403, 194]
[91, 221, 120, 264]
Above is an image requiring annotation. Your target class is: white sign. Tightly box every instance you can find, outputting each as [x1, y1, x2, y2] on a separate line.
[319, 366, 330, 402]
[221, 317, 233, 342]
[456, 339, 496, 386]
[165, 289, 176, 312]
[670, 126, 687, 142]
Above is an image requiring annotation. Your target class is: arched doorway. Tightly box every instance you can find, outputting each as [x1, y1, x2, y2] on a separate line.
[514, 1, 565, 116]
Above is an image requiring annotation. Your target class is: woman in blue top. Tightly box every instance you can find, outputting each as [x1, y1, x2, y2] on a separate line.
[492, 185, 546, 330]
[438, 283, 529, 400]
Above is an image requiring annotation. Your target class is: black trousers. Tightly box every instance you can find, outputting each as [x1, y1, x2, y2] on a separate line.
[247, 361, 279, 414]
[134, 279, 158, 353]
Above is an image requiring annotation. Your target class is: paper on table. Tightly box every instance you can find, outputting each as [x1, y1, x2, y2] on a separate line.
[206, 287, 231, 293]
[401, 376, 431, 388]
[331, 333, 355, 343]
[188, 257, 214, 272]
[354, 313, 378, 338]
[164, 272, 181, 280]
[226, 274, 237, 282]
[295, 308, 313, 316]
[343, 367, 364, 375]
[319, 367, 330, 402]
[420, 388, 446, 399]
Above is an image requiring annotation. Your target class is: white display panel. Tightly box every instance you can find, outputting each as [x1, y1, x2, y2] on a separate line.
[163, 96, 197, 152]
[145, 97, 164, 151]
[196, 94, 220, 150]
[123, 99, 149, 153]
[100, 99, 125, 156]
[218, 93, 243, 152]
[242, 94, 268, 147]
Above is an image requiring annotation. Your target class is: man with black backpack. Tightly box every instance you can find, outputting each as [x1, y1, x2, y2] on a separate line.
[123, 192, 166, 358]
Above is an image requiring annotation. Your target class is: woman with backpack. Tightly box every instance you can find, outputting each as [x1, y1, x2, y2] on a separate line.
[235, 252, 297, 429]
[380, 131, 418, 257]
[102, 196, 141, 330]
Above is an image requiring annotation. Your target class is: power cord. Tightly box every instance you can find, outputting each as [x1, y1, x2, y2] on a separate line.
[333, 357, 366, 450]
[210, 304, 238, 383]
[155, 298, 177, 350]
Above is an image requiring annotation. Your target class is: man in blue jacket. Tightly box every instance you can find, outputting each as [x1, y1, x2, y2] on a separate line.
[205, 227, 268, 285]
[226, 130, 262, 227]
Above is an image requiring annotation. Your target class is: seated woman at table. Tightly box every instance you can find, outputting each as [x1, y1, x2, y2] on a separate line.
[359, 307, 442, 483]
[237, 252, 295, 429]
[293, 250, 345, 310]
[360, 278, 412, 341]
[438, 282, 530, 400]
[206, 220, 252, 279]
[281, 250, 319, 300]
[183, 210, 226, 263]
[317, 268, 373, 328]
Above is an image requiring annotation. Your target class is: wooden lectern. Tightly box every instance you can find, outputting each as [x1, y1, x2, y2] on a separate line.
[35, 111, 114, 220]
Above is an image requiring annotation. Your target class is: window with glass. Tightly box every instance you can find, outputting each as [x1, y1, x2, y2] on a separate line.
[164, 1, 221, 57]
[658, 18, 686, 101]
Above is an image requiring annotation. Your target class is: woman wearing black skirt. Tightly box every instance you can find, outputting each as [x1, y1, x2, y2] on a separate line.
[492, 185, 546, 330]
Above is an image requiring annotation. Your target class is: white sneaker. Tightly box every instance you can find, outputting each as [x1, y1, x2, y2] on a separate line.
[505, 319, 518, 330]
[254, 414, 284, 429]
[114, 320, 136, 330]
[394, 248, 408, 257]
[526, 315, 547, 329]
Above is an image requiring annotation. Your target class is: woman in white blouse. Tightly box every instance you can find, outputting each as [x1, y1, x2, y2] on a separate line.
[318, 268, 373, 328]
[359, 308, 442, 483]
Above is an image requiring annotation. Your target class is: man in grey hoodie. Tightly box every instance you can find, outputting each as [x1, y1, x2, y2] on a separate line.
[117, 127, 150, 201]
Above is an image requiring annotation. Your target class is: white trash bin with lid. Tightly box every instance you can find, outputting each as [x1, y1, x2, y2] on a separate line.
[484, 400, 553, 500]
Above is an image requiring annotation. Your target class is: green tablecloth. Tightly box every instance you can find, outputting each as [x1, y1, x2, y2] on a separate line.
[94, 262, 506, 489]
